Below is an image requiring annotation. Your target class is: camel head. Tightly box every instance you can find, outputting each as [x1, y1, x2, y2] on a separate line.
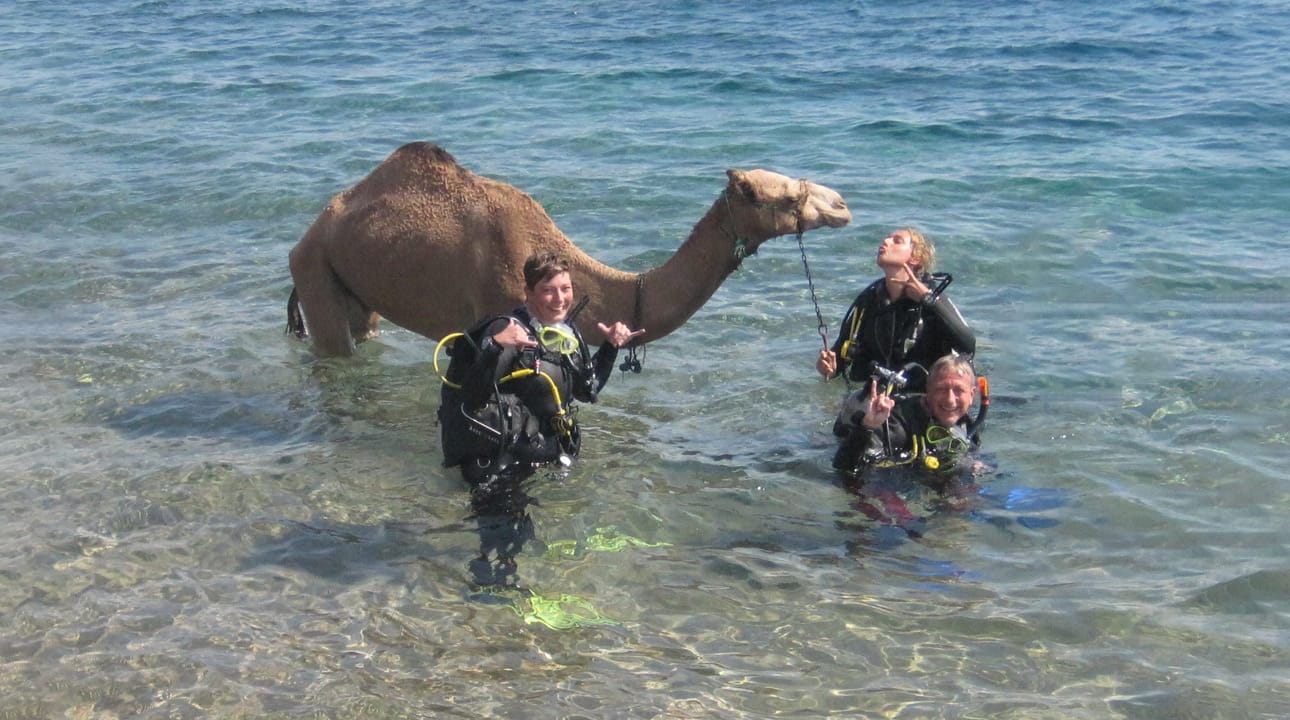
[721, 168, 852, 256]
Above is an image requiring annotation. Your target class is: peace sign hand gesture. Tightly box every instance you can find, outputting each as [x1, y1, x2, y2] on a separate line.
[860, 379, 895, 429]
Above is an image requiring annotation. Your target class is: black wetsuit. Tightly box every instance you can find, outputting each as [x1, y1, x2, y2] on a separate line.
[829, 276, 975, 391]
[439, 307, 619, 484]
[834, 393, 979, 477]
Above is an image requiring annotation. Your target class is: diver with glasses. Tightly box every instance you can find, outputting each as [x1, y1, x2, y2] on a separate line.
[833, 353, 983, 479]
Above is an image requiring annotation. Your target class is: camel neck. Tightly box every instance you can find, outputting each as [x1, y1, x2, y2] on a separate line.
[631, 201, 748, 341]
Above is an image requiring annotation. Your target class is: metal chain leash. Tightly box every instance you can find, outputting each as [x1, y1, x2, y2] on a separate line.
[796, 230, 830, 351]
[797, 230, 853, 392]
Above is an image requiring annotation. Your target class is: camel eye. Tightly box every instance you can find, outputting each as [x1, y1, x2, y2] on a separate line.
[737, 180, 758, 203]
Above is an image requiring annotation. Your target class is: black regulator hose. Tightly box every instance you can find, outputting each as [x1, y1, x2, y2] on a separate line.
[922, 272, 953, 306]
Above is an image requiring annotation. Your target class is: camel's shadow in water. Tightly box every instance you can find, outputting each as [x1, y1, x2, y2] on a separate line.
[98, 339, 439, 449]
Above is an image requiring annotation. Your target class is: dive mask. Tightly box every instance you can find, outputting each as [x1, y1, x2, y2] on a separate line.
[539, 323, 579, 355]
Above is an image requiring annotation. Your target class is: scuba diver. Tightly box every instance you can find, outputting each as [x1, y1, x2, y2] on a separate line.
[833, 353, 987, 479]
[815, 227, 975, 388]
[833, 353, 990, 540]
[815, 227, 977, 447]
[437, 252, 643, 590]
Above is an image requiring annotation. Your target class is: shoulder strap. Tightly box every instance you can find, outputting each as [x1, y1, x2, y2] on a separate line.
[840, 279, 883, 360]
[569, 320, 592, 367]
[474, 311, 530, 342]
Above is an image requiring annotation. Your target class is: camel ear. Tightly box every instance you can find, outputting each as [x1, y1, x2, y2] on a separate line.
[725, 169, 758, 203]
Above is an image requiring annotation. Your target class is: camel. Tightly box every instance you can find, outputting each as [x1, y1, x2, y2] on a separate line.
[287, 142, 851, 357]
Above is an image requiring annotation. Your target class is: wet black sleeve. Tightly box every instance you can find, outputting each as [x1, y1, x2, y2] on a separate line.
[829, 303, 857, 379]
[832, 282, 881, 380]
[924, 294, 976, 356]
[584, 342, 620, 398]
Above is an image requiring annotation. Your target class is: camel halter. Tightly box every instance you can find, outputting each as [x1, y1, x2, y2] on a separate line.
[720, 182, 807, 264]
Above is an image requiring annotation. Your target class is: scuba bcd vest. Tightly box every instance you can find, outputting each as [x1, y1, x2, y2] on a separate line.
[436, 310, 595, 468]
[836, 273, 954, 381]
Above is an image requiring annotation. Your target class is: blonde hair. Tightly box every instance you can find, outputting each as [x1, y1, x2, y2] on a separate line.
[903, 227, 936, 275]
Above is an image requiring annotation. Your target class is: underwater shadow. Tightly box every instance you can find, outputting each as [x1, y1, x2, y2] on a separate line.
[834, 466, 976, 551]
[100, 388, 328, 447]
[237, 518, 444, 583]
[835, 459, 1071, 552]
[235, 472, 546, 596]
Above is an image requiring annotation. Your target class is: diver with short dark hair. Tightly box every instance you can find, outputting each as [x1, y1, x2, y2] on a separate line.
[438, 252, 643, 591]
[440, 251, 645, 485]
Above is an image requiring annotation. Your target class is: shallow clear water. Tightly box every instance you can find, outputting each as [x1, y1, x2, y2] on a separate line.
[2, 1, 1290, 717]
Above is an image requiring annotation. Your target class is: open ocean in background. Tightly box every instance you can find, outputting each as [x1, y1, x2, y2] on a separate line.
[3, 1, 1290, 717]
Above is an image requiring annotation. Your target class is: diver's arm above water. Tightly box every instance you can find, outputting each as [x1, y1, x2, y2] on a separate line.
[924, 294, 975, 356]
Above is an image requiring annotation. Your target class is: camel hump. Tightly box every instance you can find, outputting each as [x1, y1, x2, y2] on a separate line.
[348, 141, 470, 197]
[391, 141, 458, 167]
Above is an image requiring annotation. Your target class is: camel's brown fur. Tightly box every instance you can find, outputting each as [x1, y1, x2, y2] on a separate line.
[288, 142, 850, 357]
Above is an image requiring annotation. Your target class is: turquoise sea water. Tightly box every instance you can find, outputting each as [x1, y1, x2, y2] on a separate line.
[3, 1, 1290, 717]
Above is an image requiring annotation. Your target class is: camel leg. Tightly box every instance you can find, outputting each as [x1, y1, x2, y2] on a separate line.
[289, 245, 358, 357]
[347, 299, 380, 343]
